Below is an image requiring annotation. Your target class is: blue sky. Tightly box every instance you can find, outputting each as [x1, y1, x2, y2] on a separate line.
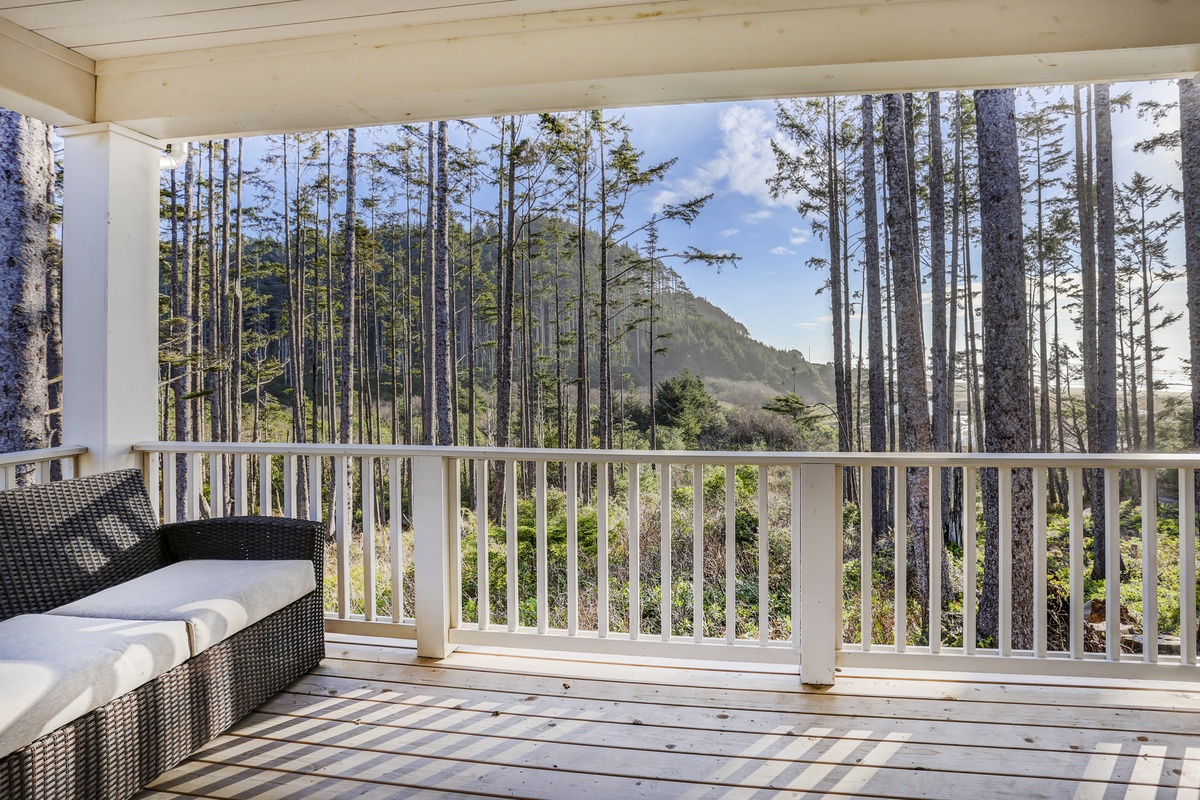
[230, 81, 1188, 383]
[602, 82, 1190, 389]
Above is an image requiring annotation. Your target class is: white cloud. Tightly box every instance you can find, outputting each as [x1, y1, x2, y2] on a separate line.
[795, 321, 823, 330]
[721, 228, 739, 237]
[789, 227, 810, 245]
[770, 246, 795, 256]
[743, 209, 774, 224]
[653, 103, 799, 211]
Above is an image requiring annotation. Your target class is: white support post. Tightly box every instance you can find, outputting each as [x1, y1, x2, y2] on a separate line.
[59, 124, 160, 475]
[800, 463, 838, 686]
[413, 455, 456, 659]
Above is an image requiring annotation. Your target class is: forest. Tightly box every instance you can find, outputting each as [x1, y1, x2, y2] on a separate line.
[156, 114, 836, 465]
[2, 79, 1198, 652]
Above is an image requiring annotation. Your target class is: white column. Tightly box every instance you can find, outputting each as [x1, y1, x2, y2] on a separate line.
[800, 463, 839, 686]
[59, 123, 160, 474]
[413, 454, 457, 659]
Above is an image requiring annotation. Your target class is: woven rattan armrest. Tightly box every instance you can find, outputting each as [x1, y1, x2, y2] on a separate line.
[158, 516, 325, 581]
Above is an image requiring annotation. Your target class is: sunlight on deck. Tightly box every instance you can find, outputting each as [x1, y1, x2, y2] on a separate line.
[138, 634, 1200, 799]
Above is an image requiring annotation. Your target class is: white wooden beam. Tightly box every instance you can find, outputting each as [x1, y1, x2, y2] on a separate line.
[93, 0, 1200, 140]
[59, 123, 160, 474]
[0, 17, 94, 125]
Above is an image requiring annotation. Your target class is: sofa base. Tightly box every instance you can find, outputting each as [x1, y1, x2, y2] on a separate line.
[0, 591, 324, 800]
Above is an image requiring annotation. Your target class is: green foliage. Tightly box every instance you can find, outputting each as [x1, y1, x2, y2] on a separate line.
[655, 369, 724, 447]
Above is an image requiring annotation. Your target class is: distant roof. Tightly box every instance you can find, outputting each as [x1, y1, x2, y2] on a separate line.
[1, 0, 1197, 141]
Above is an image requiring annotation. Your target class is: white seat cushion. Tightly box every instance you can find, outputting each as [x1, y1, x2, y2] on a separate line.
[0, 613, 190, 759]
[48, 559, 316, 655]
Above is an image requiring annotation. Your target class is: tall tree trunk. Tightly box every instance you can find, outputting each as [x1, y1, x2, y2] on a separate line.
[232, 139, 244, 444]
[1094, 84, 1119, 579]
[862, 95, 889, 548]
[434, 121, 454, 446]
[825, 101, 851, 468]
[928, 91, 950, 554]
[1182, 78, 1200, 526]
[974, 88, 1035, 651]
[423, 123, 437, 444]
[341, 129, 358, 445]
[883, 93, 934, 628]
[0, 110, 53, 478]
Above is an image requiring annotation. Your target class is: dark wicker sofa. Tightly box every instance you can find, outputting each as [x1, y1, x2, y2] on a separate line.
[0, 469, 325, 800]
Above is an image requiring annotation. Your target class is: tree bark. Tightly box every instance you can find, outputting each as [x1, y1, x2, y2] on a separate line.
[1182, 78, 1200, 526]
[0, 110, 53, 476]
[974, 89, 1034, 651]
[883, 93, 934, 628]
[341, 129, 358, 445]
[435, 121, 454, 446]
[862, 95, 889, 548]
[1094, 84, 1119, 579]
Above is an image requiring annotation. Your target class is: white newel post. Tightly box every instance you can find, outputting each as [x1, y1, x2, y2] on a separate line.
[413, 455, 457, 659]
[59, 123, 160, 475]
[800, 463, 839, 685]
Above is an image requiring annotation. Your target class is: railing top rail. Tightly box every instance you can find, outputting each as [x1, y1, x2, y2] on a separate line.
[0, 445, 87, 468]
[133, 441, 1200, 468]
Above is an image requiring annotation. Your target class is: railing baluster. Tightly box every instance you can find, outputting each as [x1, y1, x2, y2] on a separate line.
[662, 462, 672, 642]
[536, 459, 548, 635]
[895, 467, 907, 652]
[861, 465, 872, 651]
[259, 454, 272, 515]
[566, 461, 578, 636]
[964, 465, 976, 654]
[308, 455, 322, 523]
[1068, 466, 1083, 659]
[477, 458, 489, 631]
[233, 454, 248, 516]
[790, 465, 801, 650]
[629, 462, 641, 640]
[724, 463, 735, 644]
[1034, 466, 1048, 659]
[283, 455, 297, 518]
[207, 454, 223, 519]
[693, 463, 704, 643]
[35, 459, 50, 485]
[448, 458, 462, 631]
[598, 463, 609, 639]
[162, 452, 177, 525]
[506, 459, 517, 632]
[390, 457, 404, 623]
[334, 455, 349, 620]
[1180, 468, 1196, 667]
[1142, 468, 1158, 664]
[185, 452, 201, 521]
[758, 464, 769, 645]
[1105, 468, 1121, 662]
[998, 467, 1012, 657]
[930, 465, 941, 654]
[145, 452, 160, 522]
[362, 457, 376, 622]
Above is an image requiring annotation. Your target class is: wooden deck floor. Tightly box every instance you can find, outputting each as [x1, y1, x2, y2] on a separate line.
[137, 635, 1200, 799]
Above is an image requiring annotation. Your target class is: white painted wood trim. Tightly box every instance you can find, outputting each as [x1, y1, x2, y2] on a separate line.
[799, 463, 837, 685]
[413, 454, 454, 659]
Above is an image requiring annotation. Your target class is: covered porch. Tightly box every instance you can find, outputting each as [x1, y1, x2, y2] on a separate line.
[2, 0, 1200, 796]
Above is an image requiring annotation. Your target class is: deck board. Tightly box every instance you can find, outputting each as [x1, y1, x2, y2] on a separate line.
[139, 636, 1200, 799]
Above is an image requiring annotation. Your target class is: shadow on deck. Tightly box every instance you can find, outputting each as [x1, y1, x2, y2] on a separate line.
[138, 634, 1200, 799]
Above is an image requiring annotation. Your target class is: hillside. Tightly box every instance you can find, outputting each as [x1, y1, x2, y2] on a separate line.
[612, 288, 833, 405]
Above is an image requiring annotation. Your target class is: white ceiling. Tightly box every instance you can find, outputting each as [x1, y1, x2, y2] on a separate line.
[0, 0, 1197, 140]
[0, 0, 657, 59]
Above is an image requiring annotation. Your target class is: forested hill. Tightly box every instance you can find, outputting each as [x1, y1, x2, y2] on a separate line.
[615, 290, 833, 403]
[220, 224, 833, 409]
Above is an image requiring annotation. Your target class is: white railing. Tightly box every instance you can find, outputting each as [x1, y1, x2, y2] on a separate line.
[0, 445, 86, 488]
[134, 443, 1200, 684]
